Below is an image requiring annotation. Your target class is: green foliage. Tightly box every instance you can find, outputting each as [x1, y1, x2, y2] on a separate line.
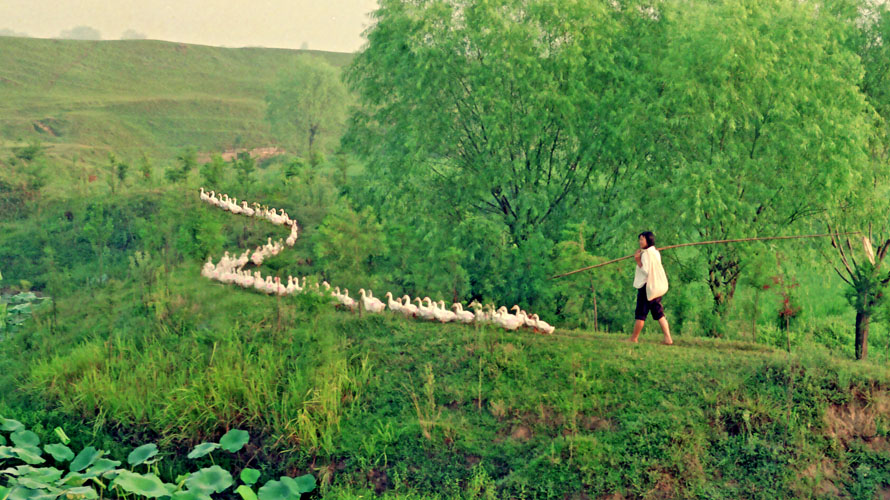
[312, 202, 385, 289]
[186, 443, 219, 460]
[138, 153, 154, 184]
[233, 152, 256, 187]
[81, 203, 115, 268]
[265, 56, 348, 154]
[240, 468, 261, 486]
[199, 154, 225, 188]
[642, 0, 871, 319]
[348, 0, 643, 244]
[0, 424, 315, 500]
[11, 142, 43, 163]
[165, 149, 197, 184]
[218, 429, 249, 453]
[127, 443, 158, 466]
[185, 466, 233, 494]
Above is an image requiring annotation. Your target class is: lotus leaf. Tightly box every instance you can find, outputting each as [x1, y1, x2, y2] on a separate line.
[111, 471, 170, 498]
[21, 467, 63, 484]
[0, 434, 5, 445]
[1, 419, 24, 432]
[278, 477, 300, 497]
[68, 448, 102, 473]
[0, 486, 8, 500]
[279, 476, 314, 496]
[5, 486, 54, 500]
[239, 468, 260, 486]
[13, 477, 54, 491]
[185, 466, 233, 494]
[43, 445, 74, 463]
[172, 490, 211, 500]
[12, 447, 45, 465]
[186, 442, 219, 460]
[292, 475, 315, 494]
[0, 446, 16, 459]
[256, 480, 292, 500]
[84, 459, 120, 477]
[127, 443, 158, 467]
[235, 485, 258, 500]
[57, 472, 88, 487]
[218, 430, 249, 453]
[10, 432, 39, 448]
[61, 486, 97, 499]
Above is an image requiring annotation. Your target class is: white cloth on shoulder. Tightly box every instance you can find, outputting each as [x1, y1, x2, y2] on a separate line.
[644, 247, 668, 300]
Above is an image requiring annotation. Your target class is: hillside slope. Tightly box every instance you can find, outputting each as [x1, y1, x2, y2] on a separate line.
[5, 265, 890, 498]
[0, 37, 352, 163]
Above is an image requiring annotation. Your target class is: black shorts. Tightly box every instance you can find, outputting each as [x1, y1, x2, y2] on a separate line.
[634, 286, 664, 321]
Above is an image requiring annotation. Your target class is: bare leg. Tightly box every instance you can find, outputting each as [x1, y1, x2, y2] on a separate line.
[658, 316, 673, 345]
[628, 319, 645, 343]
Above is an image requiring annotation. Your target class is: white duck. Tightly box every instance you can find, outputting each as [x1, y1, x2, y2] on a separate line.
[415, 297, 436, 320]
[340, 289, 357, 310]
[251, 246, 265, 266]
[359, 289, 386, 313]
[400, 295, 419, 317]
[240, 201, 255, 217]
[253, 272, 266, 292]
[201, 258, 215, 278]
[384, 292, 402, 313]
[529, 314, 555, 334]
[451, 303, 475, 323]
[433, 301, 457, 323]
[494, 306, 524, 331]
[229, 197, 242, 214]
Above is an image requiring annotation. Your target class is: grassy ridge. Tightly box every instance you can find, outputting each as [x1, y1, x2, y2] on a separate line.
[0, 37, 351, 163]
[6, 256, 890, 498]
[0, 185, 888, 497]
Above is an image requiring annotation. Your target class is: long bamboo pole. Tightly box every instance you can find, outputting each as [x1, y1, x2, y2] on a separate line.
[550, 232, 861, 280]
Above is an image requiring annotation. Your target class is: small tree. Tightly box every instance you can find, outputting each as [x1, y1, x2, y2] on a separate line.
[107, 153, 128, 194]
[138, 153, 153, 184]
[82, 203, 115, 275]
[827, 226, 890, 360]
[266, 56, 348, 156]
[200, 154, 226, 187]
[165, 149, 196, 184]
[233, 152, 256, 187]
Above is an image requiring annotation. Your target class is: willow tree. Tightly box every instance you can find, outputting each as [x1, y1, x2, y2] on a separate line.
[344, 0, 658, 245]
[643, 0, 872, 322]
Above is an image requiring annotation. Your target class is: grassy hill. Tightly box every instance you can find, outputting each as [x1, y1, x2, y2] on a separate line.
[5, 260, 890, 499]
[0, 37, 352, 165]
[2, 188, 890, 499]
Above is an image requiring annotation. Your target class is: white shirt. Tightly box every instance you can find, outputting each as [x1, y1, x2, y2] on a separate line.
[633, 247, 661, 289]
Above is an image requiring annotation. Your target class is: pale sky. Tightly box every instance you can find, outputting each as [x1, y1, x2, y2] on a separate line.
[0, 0, 379, 52]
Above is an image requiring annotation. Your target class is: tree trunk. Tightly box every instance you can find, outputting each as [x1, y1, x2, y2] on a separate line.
[707, 256, 740, 334]
[855, 310, 870, 360]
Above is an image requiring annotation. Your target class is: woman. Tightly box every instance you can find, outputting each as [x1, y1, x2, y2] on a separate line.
[628, 231, 673, 345]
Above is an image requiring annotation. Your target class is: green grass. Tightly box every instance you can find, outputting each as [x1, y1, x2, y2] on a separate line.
[5, 258, 890, 498]
[0, 36, 352, 172]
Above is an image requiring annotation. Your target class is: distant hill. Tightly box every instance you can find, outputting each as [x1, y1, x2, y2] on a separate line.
[0, 36, 353, 165]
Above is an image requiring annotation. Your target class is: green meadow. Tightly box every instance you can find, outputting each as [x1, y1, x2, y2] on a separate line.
[4, 0, 890, 496]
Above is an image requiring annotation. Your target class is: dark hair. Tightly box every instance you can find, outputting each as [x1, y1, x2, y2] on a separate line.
[638, 231, 655, 248]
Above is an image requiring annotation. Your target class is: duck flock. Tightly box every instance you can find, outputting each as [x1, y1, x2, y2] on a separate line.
[198, 188, 555, 334]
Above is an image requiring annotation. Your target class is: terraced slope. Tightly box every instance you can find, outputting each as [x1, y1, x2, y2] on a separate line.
[0, 36, 352, 163]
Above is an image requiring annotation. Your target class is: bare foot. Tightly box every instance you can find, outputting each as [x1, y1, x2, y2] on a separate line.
[625, 338, 639, 343]
[661, 340, 674, 345]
